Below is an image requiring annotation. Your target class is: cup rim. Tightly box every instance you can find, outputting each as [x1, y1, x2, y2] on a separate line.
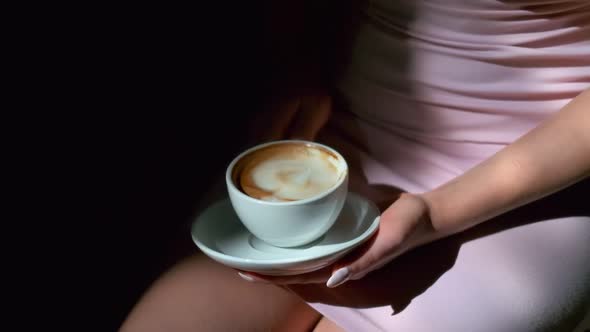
[225, 139, 348, 206]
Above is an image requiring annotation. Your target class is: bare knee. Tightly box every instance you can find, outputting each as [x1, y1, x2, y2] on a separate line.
[121, 253, 320, 332]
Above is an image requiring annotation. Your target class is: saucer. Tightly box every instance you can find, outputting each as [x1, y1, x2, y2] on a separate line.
[191, 192, 380, 276]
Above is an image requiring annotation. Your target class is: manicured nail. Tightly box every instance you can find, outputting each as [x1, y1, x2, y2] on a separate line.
[326, 267, 350, 288]
[238, 272, 256, 282]
[238, 272, 269, 283]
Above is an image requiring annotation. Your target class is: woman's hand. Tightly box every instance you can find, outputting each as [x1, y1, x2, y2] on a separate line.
[326, 193, 439, 287]
[249, 91, 332, 143]
[238, 193, 442, 287]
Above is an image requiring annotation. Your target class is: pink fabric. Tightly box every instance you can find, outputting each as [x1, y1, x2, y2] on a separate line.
[307, 1, 590, 330]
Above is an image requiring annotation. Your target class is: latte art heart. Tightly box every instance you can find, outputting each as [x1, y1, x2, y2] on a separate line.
[250, 159, 339, 201]
[236, 143, 344, 202]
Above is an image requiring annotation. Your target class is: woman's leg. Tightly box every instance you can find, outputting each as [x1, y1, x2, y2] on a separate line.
[312, 317, 346, 332]
[121, 253, 321, 332]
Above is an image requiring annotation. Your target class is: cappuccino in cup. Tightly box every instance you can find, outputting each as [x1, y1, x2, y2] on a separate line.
[226, 140, 348, 247]
[232, 142, 345, 202]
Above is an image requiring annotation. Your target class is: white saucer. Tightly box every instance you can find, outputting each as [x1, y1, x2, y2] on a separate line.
[191, 192, 380, 276]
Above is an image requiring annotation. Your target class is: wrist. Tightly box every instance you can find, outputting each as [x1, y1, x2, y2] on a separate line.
[419, 190, 454, 236]
[398, 192, 447, 246]
[421, 153, 535, 236]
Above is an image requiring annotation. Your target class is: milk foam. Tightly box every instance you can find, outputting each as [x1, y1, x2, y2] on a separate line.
[240, 145, 341, 201]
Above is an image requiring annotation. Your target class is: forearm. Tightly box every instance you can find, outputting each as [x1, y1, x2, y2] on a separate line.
[423, 89, 590, 235]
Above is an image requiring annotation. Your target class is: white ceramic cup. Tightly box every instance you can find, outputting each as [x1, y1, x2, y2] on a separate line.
[226, 140, 349, 247]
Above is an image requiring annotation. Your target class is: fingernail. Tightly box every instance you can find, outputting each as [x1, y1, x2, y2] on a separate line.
[326, 267, 350, 288]
[238, 272, 270, 283]
[238, 272, 258, 282]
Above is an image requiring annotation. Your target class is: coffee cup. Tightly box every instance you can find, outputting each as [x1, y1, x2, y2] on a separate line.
[226, 140, 349, 247]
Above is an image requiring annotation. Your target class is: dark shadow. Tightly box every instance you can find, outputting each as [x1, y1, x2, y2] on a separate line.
[85, 2, 269, 330]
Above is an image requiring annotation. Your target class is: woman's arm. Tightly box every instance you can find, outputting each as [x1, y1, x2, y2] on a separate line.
[423, 89, 590, 235]
[320, 89, 590, 287]
[239, 90, 590, 287]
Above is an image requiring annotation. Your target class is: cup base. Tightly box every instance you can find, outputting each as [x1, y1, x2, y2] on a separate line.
[248, 234, 324, 250]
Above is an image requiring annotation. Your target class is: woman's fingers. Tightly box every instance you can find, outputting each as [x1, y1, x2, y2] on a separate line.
[325, 217, 404, 287]
[251, 92, 332, 143]
[326, 194, 432, 288]
[288, 94, 332, 140]
[262, 97, 301, 142]
[237, 267, 332, 285]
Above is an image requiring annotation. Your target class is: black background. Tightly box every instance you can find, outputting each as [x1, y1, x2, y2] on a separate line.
[86, 4, 266, 330]
[7, 1, 359, 330]
[48, 2, 352, 331]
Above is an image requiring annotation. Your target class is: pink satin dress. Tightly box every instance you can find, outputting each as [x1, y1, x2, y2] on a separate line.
[304, 1, 590, 330]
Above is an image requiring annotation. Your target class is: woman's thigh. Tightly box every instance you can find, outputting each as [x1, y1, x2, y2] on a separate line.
[121, 253, 321, 332]
[313, 317, 346, 332]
